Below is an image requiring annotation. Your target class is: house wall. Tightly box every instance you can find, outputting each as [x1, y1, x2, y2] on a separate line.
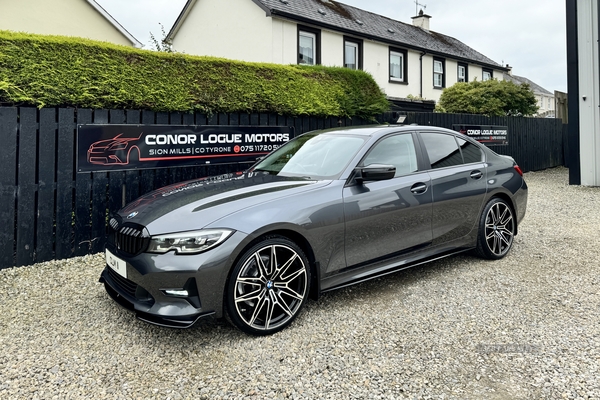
[536, 93, 555, 116]
[171, 3, 506, 104]
[0, 0, 133, 46]
[172, 0, 274, 62]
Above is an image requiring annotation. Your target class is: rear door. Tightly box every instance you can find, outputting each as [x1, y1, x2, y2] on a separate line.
[418, 131, 487, 245]
[341, 132, 433, 270]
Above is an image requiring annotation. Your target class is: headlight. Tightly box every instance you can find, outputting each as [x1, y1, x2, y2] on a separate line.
[147, 229, 234, 254]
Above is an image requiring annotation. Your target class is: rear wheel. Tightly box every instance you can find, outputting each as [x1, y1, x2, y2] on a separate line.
[225, 236, 310, 335]
[475, 198, 515, 259]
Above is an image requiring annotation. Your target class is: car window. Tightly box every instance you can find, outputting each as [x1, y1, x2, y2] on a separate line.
[420, 132, 463, 169]
[456, 137, 484, 164]
[251, 133, 366, 179]
[362, 134, 418, 177]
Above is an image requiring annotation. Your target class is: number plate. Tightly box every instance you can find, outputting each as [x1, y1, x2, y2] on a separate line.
[106, 249, 127, 279]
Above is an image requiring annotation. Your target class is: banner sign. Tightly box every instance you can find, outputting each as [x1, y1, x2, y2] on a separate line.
[77, 125, 294, 173]
[452, 124, 508, 145]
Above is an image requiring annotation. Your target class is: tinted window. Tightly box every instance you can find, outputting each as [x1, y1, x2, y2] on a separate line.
[363, 134, 418, 177]
[457, 137, 483, 164]
[421, 132, 462, 169]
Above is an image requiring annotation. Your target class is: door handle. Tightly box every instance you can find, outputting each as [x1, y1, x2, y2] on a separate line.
[410, 182, 428, 194]
[470, 170, 483, 180]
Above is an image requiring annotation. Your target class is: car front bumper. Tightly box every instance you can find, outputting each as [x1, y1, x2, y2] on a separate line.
[99, 230, 248, 328]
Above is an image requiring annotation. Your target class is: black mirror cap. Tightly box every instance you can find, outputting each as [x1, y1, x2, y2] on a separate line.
[355, 164, 396, 183]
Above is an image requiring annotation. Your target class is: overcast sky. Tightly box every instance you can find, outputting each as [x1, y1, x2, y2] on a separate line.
[97, 0, 567, 93]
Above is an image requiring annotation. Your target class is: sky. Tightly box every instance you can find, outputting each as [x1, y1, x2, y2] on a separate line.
[97, 0, 567, 93]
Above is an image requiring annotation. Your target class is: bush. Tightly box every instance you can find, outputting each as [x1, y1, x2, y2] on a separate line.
[0, 30, 389, 118]
[437, 79, 538, 116]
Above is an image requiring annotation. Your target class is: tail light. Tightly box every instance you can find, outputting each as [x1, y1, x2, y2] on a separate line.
[514, 165, 524, 177]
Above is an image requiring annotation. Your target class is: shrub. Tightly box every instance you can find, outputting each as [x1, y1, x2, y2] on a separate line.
[0, 30, 389, 118]
[437, 79, 538, 116]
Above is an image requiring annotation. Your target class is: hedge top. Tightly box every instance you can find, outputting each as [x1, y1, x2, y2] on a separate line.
[0, 30, 389, 118]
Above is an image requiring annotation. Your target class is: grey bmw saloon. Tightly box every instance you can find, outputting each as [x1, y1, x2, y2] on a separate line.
[100, 125, 527, 335]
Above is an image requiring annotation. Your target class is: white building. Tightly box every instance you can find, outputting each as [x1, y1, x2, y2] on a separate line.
[503, 72, 555, 117]
[166, 0, 507, 106]
[0, 0, 141, 48]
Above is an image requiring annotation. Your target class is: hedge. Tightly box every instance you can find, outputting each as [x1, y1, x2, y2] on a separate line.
[0, 31, 389, 118]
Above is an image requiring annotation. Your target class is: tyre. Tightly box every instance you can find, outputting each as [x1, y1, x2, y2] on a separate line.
[225, 236, 311, 335]
[475, 198, 516, 259]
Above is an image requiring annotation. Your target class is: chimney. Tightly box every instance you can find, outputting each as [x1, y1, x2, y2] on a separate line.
[506, 64, 513, 76]
[411, 9, 431, 31]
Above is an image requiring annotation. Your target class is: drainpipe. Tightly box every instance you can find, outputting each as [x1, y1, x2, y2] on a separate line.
[419, 52, 426, 98]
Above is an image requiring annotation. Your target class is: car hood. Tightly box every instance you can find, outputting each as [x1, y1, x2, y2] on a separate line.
[118, 172, 330, 234]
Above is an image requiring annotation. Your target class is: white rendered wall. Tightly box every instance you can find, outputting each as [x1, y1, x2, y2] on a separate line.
[0, 0, 133, 46]
[272, 19, 297, 64]
[577, 0, 600, 186]
[172, 0, 274, 62]
[320, 29, 344, 67]
[172, 8, 507, 105]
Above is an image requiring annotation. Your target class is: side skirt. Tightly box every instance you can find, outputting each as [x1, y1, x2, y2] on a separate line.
[320, 247, 473, 293]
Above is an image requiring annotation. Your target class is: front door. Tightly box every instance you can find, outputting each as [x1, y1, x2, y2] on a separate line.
[341, 133, 433, 270]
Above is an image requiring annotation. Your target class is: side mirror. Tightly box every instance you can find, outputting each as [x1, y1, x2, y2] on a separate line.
[355, 164, 396, 183]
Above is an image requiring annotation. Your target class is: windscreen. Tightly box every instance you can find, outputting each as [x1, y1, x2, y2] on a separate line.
[251, 133, 366, 179]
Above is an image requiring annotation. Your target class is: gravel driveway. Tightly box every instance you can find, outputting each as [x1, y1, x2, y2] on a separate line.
[1, 167, 599, 399]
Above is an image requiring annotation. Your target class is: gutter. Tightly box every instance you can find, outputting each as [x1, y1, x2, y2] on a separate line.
[419, 52, 426, 98]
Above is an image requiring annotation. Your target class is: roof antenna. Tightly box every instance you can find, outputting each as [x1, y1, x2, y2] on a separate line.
[415, 0, 426, 15]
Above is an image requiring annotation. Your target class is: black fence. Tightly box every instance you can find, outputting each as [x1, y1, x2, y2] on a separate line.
[403, 112, 566, 173]
[0, 107, 566, 269]
[0, 107, 374, 269]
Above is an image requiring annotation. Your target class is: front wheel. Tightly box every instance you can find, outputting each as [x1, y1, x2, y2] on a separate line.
[475, 198, 516, 259]
[225, 236, 310, 335]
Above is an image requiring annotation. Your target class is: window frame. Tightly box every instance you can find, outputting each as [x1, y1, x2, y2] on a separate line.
[343, 37, 363, 70]
[482, 68, 493, 81]
[389, 47, 408, 84]
[433, 57, 445, 89]
[297, 25, 321, 66]
[457, 62, 468, 83]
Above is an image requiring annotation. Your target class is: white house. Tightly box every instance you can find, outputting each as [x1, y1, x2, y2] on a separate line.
[0, 0, 141, 48]
[503, 72, 555, 117]
[166, 0, 508, 106]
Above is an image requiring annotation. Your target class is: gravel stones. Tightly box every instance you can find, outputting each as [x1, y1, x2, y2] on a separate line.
[1, 167, 599, 399]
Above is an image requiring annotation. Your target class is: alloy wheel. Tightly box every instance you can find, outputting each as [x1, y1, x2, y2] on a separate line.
[232, 243, 308, 332]
[484, 201, 515, 257]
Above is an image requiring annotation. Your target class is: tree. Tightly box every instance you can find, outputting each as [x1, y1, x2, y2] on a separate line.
[437, 79, 538, 116]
